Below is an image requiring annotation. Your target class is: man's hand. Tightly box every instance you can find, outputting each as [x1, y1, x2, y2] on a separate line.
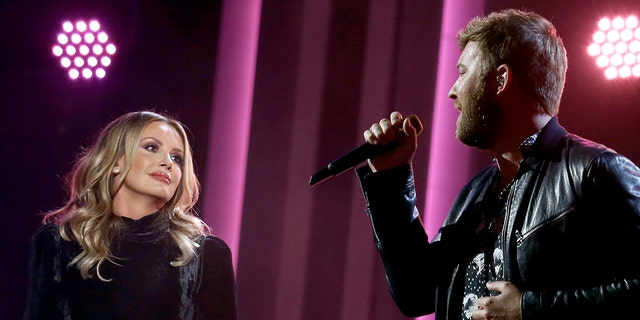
[364, 111, 420, 172]
[472, 281, 522, 320]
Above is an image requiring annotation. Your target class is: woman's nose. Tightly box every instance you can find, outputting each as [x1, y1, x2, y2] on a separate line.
[159, 153, 172, 169]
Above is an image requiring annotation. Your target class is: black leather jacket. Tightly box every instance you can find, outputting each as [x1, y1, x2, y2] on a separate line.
[358, 117, 640, 320]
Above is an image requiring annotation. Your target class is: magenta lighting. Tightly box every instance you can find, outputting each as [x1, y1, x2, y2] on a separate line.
[588, 15, 640, 80]
[51, 19, 117, 80]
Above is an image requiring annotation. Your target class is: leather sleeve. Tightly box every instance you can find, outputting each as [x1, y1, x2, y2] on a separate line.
[357, 165, 442, 317]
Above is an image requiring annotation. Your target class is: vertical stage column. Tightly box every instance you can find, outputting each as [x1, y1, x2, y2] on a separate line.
[421, 0, 483, 319]
[203, 0, 262, 269]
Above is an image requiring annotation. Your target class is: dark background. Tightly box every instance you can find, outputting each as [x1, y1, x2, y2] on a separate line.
[0, 0, 221, 317]
[2, 0, 640, 319]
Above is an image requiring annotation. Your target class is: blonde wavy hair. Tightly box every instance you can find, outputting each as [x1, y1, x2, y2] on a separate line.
[43, 111, 209, 281]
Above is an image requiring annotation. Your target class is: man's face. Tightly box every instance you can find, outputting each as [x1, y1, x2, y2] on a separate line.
[448, 41, 500, 149]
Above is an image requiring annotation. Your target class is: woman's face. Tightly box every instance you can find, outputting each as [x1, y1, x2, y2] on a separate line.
[113, 121, 184, 215]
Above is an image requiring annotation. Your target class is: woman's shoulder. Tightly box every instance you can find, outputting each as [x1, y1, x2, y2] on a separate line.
[31, 223, 61, 243]
[28, 224, 64, 261]
[197, 235, 233, 262]
[199, 235, 231, 252]
[31, 223, 81, 256]
[196, 235, 235, 282]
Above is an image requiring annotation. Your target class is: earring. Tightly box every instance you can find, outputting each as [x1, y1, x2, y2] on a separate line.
[113, 167, 120, 174]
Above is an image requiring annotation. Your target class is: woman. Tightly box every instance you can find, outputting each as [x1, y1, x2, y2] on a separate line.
[24, 111, 238, 319]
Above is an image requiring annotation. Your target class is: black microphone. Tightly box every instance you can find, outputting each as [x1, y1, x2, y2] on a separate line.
[309, 115, 423, 186]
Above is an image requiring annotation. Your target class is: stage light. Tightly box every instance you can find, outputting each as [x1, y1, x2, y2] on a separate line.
[588, 14, 640, 80]
[51, 19, 117, 80]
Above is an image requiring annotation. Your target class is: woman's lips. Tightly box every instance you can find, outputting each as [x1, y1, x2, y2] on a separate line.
[150, 172, 171, 184]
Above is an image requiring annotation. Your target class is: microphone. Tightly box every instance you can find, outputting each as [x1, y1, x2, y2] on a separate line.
[309, 115, 423, 186]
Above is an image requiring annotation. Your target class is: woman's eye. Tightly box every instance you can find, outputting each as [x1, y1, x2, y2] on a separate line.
[144, 143, 158, 152]
[171, 154, 184, 165]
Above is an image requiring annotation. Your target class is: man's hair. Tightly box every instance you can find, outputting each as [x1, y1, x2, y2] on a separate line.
[457, 9, 568, 116]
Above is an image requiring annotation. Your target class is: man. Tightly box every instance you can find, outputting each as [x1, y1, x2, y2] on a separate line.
[357, 9, 640, 320]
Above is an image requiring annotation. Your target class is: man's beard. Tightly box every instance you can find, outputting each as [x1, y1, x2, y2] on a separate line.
[455, 80, 500, 149]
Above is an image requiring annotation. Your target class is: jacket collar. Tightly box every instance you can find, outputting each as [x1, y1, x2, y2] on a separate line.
[520, 116, 568, 160]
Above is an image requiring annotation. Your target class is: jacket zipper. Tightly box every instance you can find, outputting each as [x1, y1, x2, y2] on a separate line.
[515, 206, 575, 245]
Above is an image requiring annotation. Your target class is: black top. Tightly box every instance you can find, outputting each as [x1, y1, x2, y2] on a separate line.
[23, 212, 238, 320]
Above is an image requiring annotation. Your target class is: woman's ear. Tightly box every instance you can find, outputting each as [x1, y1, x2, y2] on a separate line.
[113, 156, 125, 175]
[112, 162, 122, 175]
